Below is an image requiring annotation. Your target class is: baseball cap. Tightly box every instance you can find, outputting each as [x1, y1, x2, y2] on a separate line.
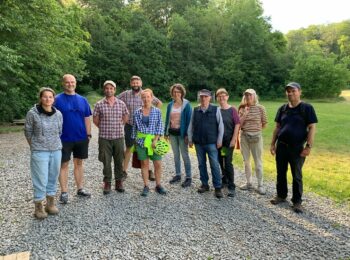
[103, 80, 116, 88]
[285, 82, 301, 89]
[244, 89, 256, 95]
[130, 75, 141, 81]
[199, 89, 212, 96]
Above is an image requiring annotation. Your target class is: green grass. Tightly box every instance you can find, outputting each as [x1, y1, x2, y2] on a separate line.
[0, 124, 23, 134]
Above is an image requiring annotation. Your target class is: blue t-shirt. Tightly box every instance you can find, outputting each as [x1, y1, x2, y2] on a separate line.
[275, 102, 318, 145]
[54, 93, 92, 142]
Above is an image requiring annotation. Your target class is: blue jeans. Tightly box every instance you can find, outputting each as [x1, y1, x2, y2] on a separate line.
[195, 144, 222, 188]
[169, 135, 191, 178]
[30, 150, 62, 201]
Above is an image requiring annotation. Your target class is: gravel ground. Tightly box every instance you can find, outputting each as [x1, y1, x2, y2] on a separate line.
[0, 128, 349, 259]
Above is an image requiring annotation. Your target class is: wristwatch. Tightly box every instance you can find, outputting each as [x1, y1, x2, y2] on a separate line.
[305, 143, 312, 149]
[87, 134, 92, 138]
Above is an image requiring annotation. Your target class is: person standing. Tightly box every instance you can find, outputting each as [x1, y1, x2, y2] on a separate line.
[25, 87, 63, 219]
[164, 83, 192, 188]
[215, 88, 240, 197]
[270, 82, 317, 213]
[188, 89, 224, 198]
[54, 74, 92, 204]
[238, 89, 267, 195]
[93, 80, 129, 195]
[118, 75, 162, 181]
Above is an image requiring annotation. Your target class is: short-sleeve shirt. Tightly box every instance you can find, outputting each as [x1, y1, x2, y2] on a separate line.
[239, 104, 267, 132]
[54, 93, 92, 142]
[275, 102, 318, 145]
[93, 97, 129, 140]
[220, 106, 240, 147]
[117, 89, 161, 125]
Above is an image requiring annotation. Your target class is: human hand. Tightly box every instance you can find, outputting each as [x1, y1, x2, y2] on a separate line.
[300, 147, 311, 157]
[217, 143, 222, 149]
[270, 144, 276, 155]
[189, 141, 193, 148]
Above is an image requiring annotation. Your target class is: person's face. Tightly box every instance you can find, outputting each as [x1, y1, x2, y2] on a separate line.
[130, 79, 142, 92]
[104, 84, 116, 98]
[62, 75, 76, 94]
[216, 93, 229, 106]
[40, 91, 54, 107]
[286, 87, 301, 102]
[244, 93, 254, 105]
[172, 88, 182, 101]
[141, 91, 153, 106]
[199, 95, 211, 107]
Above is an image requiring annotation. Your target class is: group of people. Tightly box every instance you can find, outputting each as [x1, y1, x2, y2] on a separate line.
[24, 74, 317, 219]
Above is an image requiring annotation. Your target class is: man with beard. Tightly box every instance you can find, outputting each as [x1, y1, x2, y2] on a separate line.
[93, 81, 129, 194]
[118, 76, 162, 180]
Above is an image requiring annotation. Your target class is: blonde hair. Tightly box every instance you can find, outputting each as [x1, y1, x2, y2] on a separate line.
[239, 89, 259, 108]
[38, 87, 56, 104]
[170, 83, 186, 99]
[215, 88, 229, 97]
[141, 88, 154, 97]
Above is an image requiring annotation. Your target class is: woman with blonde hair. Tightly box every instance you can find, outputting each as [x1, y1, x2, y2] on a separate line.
[238, 89, 267, 195]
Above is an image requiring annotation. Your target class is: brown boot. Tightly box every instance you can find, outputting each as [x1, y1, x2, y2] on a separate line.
[34, 201, 48, 219]
[45, 196, 59, 215]
[115, 180, 125, 193]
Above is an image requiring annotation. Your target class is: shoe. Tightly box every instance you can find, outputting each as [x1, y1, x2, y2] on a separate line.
[256, 186, 266, 195]
[239, 183, 253, 190]
[141, 186, 150, 197]
[215, 188, 223, 198]
[270, 196, 286, 205]
[293, 203, 303, 213]
[34, 200, 48, 219]
[169, 175, 181, 184]
[103, 182, 111, 195]
[181, 178, 192, 188]
[115, 180, 125, 193]
[197, 185, 210, 193]
[149, 170, 155, 181]
[77, 189, 91, 197]
[155, 185, 167, 195]
[227, 188, 236, 197]
[59, 192, 69, 204]
[45, 196, 59, 215]
[122, 171, 128, 181]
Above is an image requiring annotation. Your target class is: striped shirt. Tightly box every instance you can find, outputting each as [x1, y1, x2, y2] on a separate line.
[117, 89, 161, 125]
[93, 97, 129, 140]
[239, 104, 267, 132]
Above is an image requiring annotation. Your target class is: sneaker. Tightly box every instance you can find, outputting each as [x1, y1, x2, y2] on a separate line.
[59, 192, 68, 204]
[197, 185, 210, 193]
[141, 186, 150, 197]
[77, 189, 91, 198]
[256, 186, 266, 195]
[115, 180, 125, 193]
[122, 171, 128, 181]
[155, 185, 167, 195]
[270, 196, 286, 205]
[149, 170, 155, 181]
[181, 178, 192, 188]
[215, 188, 223, 198]
[293, 203, 303, 214]
[227, 188, 236, 197]
[169, 175, 181, 184]
[239, 183, 253, 190]
[103, 182, 111, 195]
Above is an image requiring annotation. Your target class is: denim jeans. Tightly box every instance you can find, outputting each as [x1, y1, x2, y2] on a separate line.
[30, 150, 62, 201]
[169, 135, 191, 178]
[195, 144, 222, 188]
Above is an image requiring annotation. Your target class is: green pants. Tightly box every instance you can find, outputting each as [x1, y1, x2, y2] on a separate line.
[98, 137, 124, 183]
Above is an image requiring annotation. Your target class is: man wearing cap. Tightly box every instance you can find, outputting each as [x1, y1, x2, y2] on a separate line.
[54, 74, 92, 204]
[188, 89, 224, 198]
[117, 76, 162, 180]
[270, 82, 318, 213]
[93, 80, 129, 194]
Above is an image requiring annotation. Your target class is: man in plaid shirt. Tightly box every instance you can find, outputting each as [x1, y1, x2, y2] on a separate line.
[93, 80, 129, 195]
[117, 75, 162, 180]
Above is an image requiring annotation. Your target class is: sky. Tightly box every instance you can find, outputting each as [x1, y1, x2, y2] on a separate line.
[260, 0, 350, 33]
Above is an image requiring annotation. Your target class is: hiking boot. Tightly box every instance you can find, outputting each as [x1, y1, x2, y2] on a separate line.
[45, 196, 59, 215]
[59, 192, 68, 204]
[227, 188, 236, 197]
[239, 183, 253, 190]
[197, 184, 210, 193]
[293, 203, 303, 214]
[256, 186, 266, 195]
[103, 182, 111, 195]
[141, 186, 150, 197]
[169, 175, 181, 184]
[181, 178, 192, 188]
[270, 196, 286, 205]
[215, 188, 223, 198]
[155, 185, 167, 195]
[122, 171, 128, 181]
[34, 201, 48, 219]
[115, 180, 125, 193]
[149, 170, 155, 181]
[77, 188, 91, 198]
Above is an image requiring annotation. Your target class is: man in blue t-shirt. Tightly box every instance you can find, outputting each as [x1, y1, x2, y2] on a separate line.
[54, 74, 92, 204]
[269, 82, 318, 213]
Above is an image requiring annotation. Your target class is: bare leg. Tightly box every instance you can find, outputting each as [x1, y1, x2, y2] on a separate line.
[73, 158, 84, 190]
[123, 147, 132, 172]
[59, 161, 69, 192]
[153, 160, 162, 186]
[140, 159, 150, 187]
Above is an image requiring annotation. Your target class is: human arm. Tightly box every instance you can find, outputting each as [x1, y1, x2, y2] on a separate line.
[187, 110, 194, 148]
[152, 96, 163, 109]
[300, 123, 316, 157]
[270, 123, 281, 155]
[216, 108, 224, 149]
[85, 116, 91, 139]
[24, 111, 34, 146]
[239, 106, 249, 125]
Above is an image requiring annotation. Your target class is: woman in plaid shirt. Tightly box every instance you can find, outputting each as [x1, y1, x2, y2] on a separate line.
[132, 89, 166, 196]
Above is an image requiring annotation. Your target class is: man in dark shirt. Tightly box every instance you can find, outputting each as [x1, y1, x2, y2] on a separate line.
[270, 82, 318, 213]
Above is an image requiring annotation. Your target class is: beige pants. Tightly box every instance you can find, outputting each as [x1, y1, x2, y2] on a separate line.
[240, 131, 264, 186]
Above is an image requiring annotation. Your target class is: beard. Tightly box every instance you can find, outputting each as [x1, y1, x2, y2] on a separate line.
[132, 86, 141, 92]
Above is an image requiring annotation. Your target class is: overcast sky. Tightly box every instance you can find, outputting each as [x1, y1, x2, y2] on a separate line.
[260, 0, 350, 33]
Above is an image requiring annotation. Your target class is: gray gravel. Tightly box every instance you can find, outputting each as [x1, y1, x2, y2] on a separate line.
[0, 128, 349, 259]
